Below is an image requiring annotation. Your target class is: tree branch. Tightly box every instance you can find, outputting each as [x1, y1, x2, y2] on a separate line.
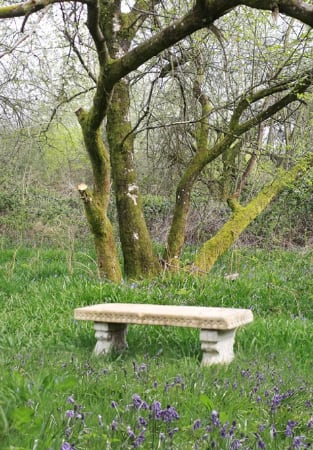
[241, 0, 313, 28]
[0, 0, 89, 19]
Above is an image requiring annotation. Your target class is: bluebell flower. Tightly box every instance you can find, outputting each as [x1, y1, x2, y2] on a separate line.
[150, 400, 162, 419]
[192, 419, 201, 430]
[211, 410, 220, 427]
[61, 442, 76, 450]
[168, 427, 179, 438]
[292, 436, 304, 449]
[230, 439, 242, 449]
[285, 420, 298, 437]
[127, 425, 136, 439]
[65, 410, 75, 419]
[132, 394, 148, 410]
[161, 405, 179, 423]
[133, 430, 146, 448]
[138, 416, 147, 427]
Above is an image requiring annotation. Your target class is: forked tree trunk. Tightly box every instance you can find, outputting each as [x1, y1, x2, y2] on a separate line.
[107, 80, 160, 278]
[192, 153, 313, 274]
[76, 108, 122, 282]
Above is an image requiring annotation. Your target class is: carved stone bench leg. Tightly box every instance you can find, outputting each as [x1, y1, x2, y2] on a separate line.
[93, 322, 128, 356]
[200, 329, 236, 366]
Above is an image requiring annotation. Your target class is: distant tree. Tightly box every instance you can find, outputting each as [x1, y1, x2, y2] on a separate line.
[1, 1, 313, 281]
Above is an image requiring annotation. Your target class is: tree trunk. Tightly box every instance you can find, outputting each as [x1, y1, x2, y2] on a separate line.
[76, 108, 122, 283]
[193, 153, 313, 274]
[107, 80, 160, 278]
[164, 78, 211, 268]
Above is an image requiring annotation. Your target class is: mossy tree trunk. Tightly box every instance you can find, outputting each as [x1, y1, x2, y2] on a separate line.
[164, 68, 313, 269]
[107, 80, 160, 278]
[76, 109, 122, 282]
[164, 76, 211, 269]
[2, 0, 313, 281]
[193, 153, 313, 274]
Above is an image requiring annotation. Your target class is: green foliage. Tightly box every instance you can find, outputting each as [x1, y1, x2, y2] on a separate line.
[0, 247, 313, 448]
[0, 184, 90, 247]
[250, 172, 313, 247]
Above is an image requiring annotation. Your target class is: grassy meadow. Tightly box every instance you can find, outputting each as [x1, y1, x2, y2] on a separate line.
[0, 245, 313, 449]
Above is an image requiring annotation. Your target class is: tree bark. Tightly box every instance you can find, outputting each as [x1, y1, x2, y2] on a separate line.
[107, 80, 160, 278]
[193, 153, 313, 274]
[76, 109, 122, 282]
[164, 77, 211, 268]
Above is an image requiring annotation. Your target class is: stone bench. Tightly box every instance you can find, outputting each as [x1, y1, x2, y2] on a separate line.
[74, 303, 253, 366]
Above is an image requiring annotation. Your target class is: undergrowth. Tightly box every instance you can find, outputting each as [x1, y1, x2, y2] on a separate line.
[0, 246, 312, 449]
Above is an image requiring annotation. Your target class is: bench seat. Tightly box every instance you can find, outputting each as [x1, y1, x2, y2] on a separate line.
[74, 303, 253, 366]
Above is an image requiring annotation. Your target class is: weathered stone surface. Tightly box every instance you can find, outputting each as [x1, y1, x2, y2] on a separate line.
[74, 303, 253, 365]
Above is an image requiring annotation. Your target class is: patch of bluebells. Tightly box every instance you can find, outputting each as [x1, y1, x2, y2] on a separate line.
[58, 361, 313, 449]
[109, 393, 180, 448]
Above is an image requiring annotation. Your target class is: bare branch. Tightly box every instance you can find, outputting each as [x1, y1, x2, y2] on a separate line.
[42, 87, 96, 133]
[0, 0, 89, 19]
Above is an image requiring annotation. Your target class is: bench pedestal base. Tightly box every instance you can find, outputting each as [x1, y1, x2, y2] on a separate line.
[200, 329, 236, 366]
[94, 322, 128, 355]
[93, 322, 236, 365]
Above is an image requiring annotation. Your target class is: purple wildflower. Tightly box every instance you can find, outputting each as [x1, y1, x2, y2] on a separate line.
[192, 419, 201, 430]
[168, 427, 179, 438]
[65, 410, 75, 419]
[211, 410, 221, 427]
[231, 439, 242, 449]
[138, 416, 147, 427]
[61, 443, 76, 450]
[150, 400, 162, 419]
[307, 417, 313, 428]
[220, 422, 229, 438]
[229, 421, 236, 436]
[161, 405, 179, 423]
[133, 394, 143, 409]
[285, 420, 298, 437]
[67, 396, 75, 405]
[133, 430, 146, 448]
[292, 436, 304, 448]
[111, 419, 118, 431]
[132, 394, 148, 410]
[111, 401, 118, 409]
[127, 425, 136, 439]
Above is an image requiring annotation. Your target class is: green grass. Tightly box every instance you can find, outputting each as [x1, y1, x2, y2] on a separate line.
[0, 246, 313, 449]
